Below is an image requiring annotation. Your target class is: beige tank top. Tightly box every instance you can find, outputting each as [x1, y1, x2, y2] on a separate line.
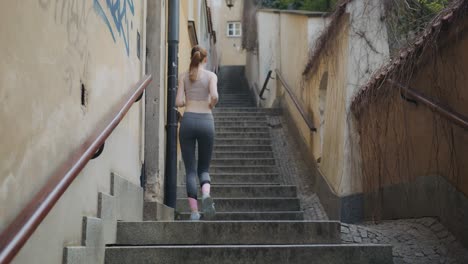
[183, 70, 211, 101]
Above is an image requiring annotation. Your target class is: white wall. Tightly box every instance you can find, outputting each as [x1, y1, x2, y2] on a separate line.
[256, 11, 281, 107]
[338, 0, 390, 196]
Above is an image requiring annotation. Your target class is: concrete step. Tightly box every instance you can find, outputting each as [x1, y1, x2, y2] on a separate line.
[215, 121, 269, 127]
[218, 92, 252, 96]
[115, 221, 340, 245]
[176, 198, 301, 212]
[211, 165, 278, 173]
[219, 97, 254, 100]
[214, 145, 272, 152]
[217, 104, 257, 108]
[213, 112, 268, 117]
[176, 211, 305, 220]
[217, 99, 253, 103]
[212, 158, 276, 166]
[218, 95, 252, 98]
[213, 108, 280, 114]
[214, 116, 267, 122]
[214, 108, 265, 113]
[218, 99, 254, 103]
[197, 173, 280, 184]
[214, 138, 272, 146]
[105, 244, 393, 264]
[219, 93, 252, 97]
[177, 185, 297, 198]
[213, 151, 274, 159]
[215, 126, 270, 133]
[215, 132, 271, 139]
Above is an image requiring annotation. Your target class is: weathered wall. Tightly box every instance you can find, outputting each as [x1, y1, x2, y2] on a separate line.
[145, 0, 166, 202]
[210, 0, 246, 66]
[277, 0, 389, 198]
[353, 16, 468, 243]
[303, 15, 350, 196]
[248, 0, 389, 200]
[0, 0, 147, 263]
[255, 11, 281, 108]
[356, 19, 468, 196]
[179, 1, 193, 75]
[338, 0, 390, 196]
[246, 11, 328, 109]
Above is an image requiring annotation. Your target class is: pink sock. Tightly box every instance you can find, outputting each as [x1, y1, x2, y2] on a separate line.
[188, 197, 198, 212]
[201, 183, 211, 196]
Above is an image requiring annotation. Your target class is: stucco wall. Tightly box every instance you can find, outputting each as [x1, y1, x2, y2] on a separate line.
[144, 0, 166, 202]
[248, 0, 389, 198]
[338, 0, 390, 196]
[356, 20, 468, 196]
[0, 0, 147, 263]
[256, 11, 281, 108]
[210, 0, 246, 66]
[180, 1, 193, 75]
[279, 14, 350, 197]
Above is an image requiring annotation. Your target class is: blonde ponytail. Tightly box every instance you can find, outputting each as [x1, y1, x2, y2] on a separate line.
[188, 46, 208, 82]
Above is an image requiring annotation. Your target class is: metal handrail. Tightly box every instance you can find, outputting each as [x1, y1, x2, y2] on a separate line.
[275, 69, 317, 132]
[0, 75, 152, 264]
[389, 79, 468, 130]
[259, 70, 273, 100]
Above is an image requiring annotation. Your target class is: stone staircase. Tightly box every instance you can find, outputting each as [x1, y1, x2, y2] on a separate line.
[104, 66, 393, 263]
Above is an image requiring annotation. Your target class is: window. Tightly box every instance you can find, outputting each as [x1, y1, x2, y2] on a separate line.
[227, 22, 241, 37]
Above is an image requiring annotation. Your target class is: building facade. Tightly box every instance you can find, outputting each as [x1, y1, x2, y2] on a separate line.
[210, 0, 246, 66]
[0, 0, 218, 263]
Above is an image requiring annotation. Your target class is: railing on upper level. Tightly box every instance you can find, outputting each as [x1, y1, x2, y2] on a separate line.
[0, 75, 152, 264]
[275, 69, 317, 132]
[389, 79, 468, 130]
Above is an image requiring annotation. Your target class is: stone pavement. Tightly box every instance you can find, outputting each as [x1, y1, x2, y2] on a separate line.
[267, 114, 328, 221]
[267, 113, 468, 264]
[342, 218, 468, 264]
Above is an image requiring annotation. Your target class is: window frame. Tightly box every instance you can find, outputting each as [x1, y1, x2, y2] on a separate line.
[227, 21, 242, 37]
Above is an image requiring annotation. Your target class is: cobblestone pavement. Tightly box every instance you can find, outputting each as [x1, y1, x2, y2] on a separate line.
[342, 218, 468, 264]
[267, 114, 468, 263]
[267, 115, 328, 221]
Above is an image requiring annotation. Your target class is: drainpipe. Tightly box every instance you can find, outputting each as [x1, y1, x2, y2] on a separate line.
[164, 0, 179, 208]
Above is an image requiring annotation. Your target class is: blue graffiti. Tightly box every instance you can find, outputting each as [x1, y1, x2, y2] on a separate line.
[93, 0, 135, 56]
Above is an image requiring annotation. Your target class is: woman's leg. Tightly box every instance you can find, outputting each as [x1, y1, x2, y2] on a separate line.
[197, 118, 214, 193]
[179, 116, 199, 218]
[197, 117, 215, 218]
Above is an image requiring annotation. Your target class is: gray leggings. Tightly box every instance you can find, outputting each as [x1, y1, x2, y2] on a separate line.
[179, 112, 214, 199]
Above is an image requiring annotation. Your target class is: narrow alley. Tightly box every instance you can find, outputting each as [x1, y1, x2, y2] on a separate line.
[1, 0, 468, 264]
[105, 66, 392, 263]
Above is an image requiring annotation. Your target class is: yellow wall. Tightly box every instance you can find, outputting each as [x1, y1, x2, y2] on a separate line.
[0, 0, 147, 263]
[278, 13, 350, 195]
[211, 0, 246, 65]
[179, 1, 193, 75]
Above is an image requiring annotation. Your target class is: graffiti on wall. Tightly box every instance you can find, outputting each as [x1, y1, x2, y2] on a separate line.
[38, 0, 90, 59]
[94, 0, 135, 56]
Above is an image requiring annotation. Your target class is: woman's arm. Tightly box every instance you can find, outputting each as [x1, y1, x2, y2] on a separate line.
[176, 74, 185, 107]
[209, 73, 219, 109]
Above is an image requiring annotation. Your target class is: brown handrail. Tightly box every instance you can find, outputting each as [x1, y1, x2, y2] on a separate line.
[275, 69, 317, 132]
[388, 79, 468, 131]
[0, 75, 152, 264]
